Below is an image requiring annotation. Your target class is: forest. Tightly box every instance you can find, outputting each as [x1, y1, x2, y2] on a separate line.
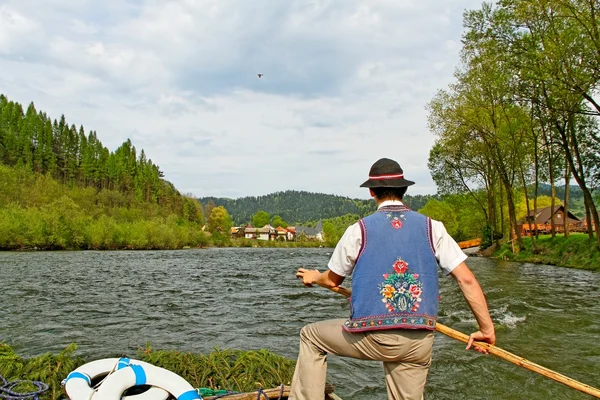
[0, 94, 208, 250]
[198, 191, 434, 226]
[426, 0, 600, 250]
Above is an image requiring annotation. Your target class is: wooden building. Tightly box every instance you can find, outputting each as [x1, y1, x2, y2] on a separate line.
[517, 206, 582, 236]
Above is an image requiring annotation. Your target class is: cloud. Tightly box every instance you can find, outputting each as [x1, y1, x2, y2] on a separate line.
[0, 0, 484, 199]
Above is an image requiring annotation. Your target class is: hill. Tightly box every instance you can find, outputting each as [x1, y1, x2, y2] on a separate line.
[0, 94, 207, 250]
[198, 190, 435, 225]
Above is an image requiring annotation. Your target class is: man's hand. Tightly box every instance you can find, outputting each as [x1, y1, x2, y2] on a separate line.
[295, 268, 321, 287]
[450, 262, 496, 355]
[466, 330, 496, 354]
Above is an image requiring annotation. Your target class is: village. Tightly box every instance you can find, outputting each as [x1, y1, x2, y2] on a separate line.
[229, 220, 325, 242]
[228, 205, 594, 245]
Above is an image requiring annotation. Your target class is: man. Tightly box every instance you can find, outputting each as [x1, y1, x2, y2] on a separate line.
[289, 158, 495, 400]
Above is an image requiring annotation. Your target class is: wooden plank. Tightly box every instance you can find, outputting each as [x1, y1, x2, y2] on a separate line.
[203, 387, 289, 400]
[457, 238, 481, 249]
[203, 383, 335, 400]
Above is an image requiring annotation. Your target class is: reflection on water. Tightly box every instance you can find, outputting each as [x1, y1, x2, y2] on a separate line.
[1, 249, 599, 399]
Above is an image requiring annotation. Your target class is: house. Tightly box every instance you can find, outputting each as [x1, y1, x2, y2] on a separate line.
[275, 226, 289, 241]
[517, 206, 581, 236]
[243, 225, 276, 241]
[294, 220, 324, 242]
[285, 227, 296, 241]
[231, 222, 324, 242]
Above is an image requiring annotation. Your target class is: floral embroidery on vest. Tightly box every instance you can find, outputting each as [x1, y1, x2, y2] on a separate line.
[386, 212, 406, 229]
[378, 257, 423, 313]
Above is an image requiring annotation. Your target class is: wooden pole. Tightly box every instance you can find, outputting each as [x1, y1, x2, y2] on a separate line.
[327, 285, 600, 398]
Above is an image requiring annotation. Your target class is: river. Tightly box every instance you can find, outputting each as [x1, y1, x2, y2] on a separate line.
[1, 248, 599, 399]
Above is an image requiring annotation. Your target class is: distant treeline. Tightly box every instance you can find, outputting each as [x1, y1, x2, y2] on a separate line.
[198, 191, 435, 226]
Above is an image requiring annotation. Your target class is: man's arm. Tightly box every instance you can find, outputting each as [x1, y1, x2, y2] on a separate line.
[296, 268, 345, 290]
[450, 262, 496, 353]
[294, 223, 358, 291]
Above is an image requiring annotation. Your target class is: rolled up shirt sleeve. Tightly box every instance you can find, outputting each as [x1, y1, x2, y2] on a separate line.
[327, 223, 362, 277]
[430, 219, 467, 275]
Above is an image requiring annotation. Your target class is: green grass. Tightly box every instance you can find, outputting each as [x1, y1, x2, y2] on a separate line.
[493, 233, 600, 272]
[0, 342, 296, 400]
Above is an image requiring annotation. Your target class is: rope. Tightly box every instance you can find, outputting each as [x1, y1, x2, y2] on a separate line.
[254, 384, 285, 400]
[255, 388, 268, 400]
[0, 374, 49, 400]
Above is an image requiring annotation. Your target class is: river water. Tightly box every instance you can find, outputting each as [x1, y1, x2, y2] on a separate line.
[1, 248, 599, 399]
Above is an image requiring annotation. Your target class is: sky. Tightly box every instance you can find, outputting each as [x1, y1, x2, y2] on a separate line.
[0, 0, 484, 200]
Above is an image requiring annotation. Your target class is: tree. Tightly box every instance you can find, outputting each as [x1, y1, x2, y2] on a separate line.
[252, 210, 270, 227]
[204, 200, 216, 223]
[419, 199, 459, 239]
[183, 196, 204, 224]
[322, 221, 338, 247]
[208, 206, 232, 234]
[271, 215, 287, 228]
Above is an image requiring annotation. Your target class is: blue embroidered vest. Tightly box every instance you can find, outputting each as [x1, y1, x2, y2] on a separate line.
[343, 205, 439, 332]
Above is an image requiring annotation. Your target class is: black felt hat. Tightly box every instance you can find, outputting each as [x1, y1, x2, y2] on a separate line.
[360, 158, 415, 188]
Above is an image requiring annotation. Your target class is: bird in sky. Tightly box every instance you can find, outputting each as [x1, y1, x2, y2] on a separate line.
[257, 74, 263, 78]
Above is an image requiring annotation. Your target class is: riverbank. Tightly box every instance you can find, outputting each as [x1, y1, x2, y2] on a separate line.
[491, 233, 600, 272]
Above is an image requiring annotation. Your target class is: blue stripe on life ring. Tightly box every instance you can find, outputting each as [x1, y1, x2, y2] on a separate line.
[130, 364, 147, 386]
[66, 372, 91, 385]
[178, 389, 201, 400]
[118, 357, 131, 370]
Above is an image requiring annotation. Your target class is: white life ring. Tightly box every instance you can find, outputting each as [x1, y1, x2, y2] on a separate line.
[63, 357, 169, 400]
[92, 362, 201, 400]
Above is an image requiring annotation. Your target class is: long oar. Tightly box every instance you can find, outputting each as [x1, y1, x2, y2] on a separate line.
[327, 285, 600, 399]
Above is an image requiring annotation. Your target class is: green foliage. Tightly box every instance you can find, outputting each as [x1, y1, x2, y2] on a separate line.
[0, 165, 209, 250]
[207, 206, 232, 234]
[251, 210, 270, 227]
[0, 342, 84, 400]
[270, 215, 287, 228]
[137, 344, 295, 392]
[322, 221, 339, 247]
[481, 224, 504, 250]
[200, 190, 433, 226]
[210, 231, 231, 247]
[0, 343, 296, 400]
[211, 350, 292, 391]
[319, 214, 361, 247]
[443, 193, 488, 242]
[494, 234, 600, 272]
[418, 199, 458, 238]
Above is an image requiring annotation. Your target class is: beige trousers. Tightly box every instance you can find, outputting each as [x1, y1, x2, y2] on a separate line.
[288, 319, 434, 400]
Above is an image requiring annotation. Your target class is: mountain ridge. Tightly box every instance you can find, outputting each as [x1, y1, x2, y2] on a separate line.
[198, 190, 435, 225]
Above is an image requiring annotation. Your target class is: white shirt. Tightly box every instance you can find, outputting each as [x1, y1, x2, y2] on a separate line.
[327, 200, 467, 277]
